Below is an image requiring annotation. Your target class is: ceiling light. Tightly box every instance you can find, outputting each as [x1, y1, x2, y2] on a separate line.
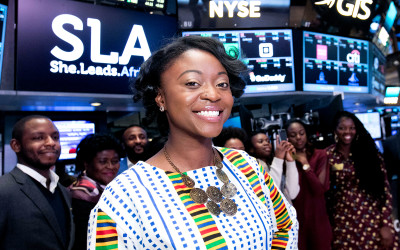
[90, 102, 102, 107]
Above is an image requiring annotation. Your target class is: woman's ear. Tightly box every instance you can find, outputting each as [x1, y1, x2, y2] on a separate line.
[155, 89, 165, 111]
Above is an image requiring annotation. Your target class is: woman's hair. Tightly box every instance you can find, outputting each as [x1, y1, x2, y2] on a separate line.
[333, 111, 385, 200]
[132, 35, 248, 134]
[284, 118, 315, 157]
[213, 126, 248, 147]
[75, 133, 125, 172]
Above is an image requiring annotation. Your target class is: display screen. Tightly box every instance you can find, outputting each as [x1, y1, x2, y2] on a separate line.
[371, 44, 386, 99]
[355, 112, 381, 139]
[16, 0, 177, 94]
[384, 1, 397, 31]
[115, 0, 167, 11]
[303, 31, 369, 93]
[182, 29, 295, 93]
[53, 120, 95, 160]
[0, 4, 6, 86]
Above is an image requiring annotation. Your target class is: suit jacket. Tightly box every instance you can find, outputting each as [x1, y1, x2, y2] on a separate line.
[0, 167, 75, 250]
[383, 133, 400, 180]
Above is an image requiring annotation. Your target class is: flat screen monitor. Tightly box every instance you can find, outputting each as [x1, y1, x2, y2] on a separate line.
[223, 116, 241, 128]
[384, 1, 397, 31]
[0, 4, 6, 86]
[16, 0, 177, 94]
[182, 29, 296, 94]
[371, 44, 386, 99]
[355, 112, 382, 139]
[53, 120, 95, 160]
[303, 31, 369, 93]
[385, 86, 400, 97]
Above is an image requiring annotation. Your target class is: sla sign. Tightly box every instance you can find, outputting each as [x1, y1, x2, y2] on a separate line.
[314, 0, 373, 20]
[17, 0, 177, 94]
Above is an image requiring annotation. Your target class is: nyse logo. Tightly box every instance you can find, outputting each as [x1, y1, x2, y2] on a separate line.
[209, 1, 261, 18]
[259, 43, 273, 57]
[347, 50, 360, 64]
[50, 14, 151, 65]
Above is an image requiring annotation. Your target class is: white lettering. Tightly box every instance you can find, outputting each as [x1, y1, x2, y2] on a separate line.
[51, 14, 84, 61]
[87, 18, 119, 64]
[119, 25, 151, 65]
[209, 0, 260, 18]
[357, 0, 372, 20]
[250, 73, 286, 83]
[315, 0, 372, 20]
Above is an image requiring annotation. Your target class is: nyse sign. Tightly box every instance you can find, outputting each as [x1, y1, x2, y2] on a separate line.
[50, 14, 151, 78]
[209, 1, 261, 18]
[314, 0, 373, 20]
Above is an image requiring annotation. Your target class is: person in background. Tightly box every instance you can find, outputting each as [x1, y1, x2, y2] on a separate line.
[286, 119, 332, 250]
[212, 126, 248, 150]
[383, 132, 400, 215]
[118, 125, 148, 174]
[0, 115, 74, 250]
[68, 133, 124, 250]
[87, 35, 298, 249]
[247, 130, 300, 201]
[326, 111, 398, 249]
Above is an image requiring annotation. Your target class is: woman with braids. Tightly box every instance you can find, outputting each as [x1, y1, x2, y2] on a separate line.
[87, 36, 298, 249]
[326, 111, 398, 249]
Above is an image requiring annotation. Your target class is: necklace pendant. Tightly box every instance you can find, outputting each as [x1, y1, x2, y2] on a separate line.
[206, 201, 221, 216]
[206, 186, 223, 203]
[221, 183, 237, 198]
[190, 188, 208, 204]
[220, 198, 237, 216]
[216, 169, 229, 184]
[182, 175, 195, 188]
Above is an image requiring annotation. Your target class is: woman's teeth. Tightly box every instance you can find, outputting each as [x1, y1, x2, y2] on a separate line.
[197, 111, 220, 117]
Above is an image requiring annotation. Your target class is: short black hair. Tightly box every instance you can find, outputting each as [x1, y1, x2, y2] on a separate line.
[132, 35, 248, 134]
[213, 126, 248, 147]
[12, 115, 53, 142]
[75, 133, 125, 172]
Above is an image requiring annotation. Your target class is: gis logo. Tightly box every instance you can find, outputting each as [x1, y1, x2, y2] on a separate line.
[259, 43, 273, 57]
[346, 50, 360, 64]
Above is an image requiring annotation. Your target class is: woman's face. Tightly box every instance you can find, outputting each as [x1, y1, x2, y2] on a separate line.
[287, 122, 307, 151]
[250, 133, 272, 158]
[85, 149, 120, 185]
[335, 117, 357, 145]
[224, 138, 245, 151]
[157, 49, 234, 139]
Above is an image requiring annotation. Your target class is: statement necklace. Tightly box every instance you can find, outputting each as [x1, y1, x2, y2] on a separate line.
[163, 147, 238, 216]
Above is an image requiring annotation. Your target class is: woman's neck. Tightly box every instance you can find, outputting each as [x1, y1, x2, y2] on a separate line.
[336, 142, 352, 159]
[163, 135, 216, 172]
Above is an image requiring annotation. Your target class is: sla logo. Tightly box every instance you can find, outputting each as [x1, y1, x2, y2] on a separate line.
[346, 50, 360, 64]
[50, 14, 151, 65]
[259, 43, 273, 57]
[314, 0, 372, 20]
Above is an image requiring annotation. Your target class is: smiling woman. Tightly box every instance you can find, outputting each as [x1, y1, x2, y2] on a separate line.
[87, 36, 298, 249]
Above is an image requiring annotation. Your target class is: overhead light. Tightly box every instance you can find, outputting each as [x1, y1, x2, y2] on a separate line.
[354, 102, 360, 106]
[90, 102, 102, 107]
[384, 97, 398, 104]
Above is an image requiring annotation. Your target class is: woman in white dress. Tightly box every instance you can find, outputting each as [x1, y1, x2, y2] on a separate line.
[87, 36, 298, 249]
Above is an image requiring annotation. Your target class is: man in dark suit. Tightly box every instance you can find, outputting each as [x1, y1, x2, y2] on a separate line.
[0, 115, 74, 249]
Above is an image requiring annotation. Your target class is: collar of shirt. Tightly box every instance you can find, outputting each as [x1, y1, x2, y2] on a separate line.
[127, 158, 135, 169]
[16, 163, 60, 193]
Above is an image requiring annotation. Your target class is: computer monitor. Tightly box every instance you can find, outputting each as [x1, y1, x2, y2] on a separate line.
[182, 29, 296, 94]
[303, 31, 369, 93]
[355, 112, 382, 140]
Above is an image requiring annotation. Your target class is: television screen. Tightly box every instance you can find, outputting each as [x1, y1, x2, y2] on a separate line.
[53, 120, 95, 160]
[355, 112, 382, 139]
[303, 31, 369, 93]
[384, 1, 397, 31]
[182, 29, 296, 93]
[370, 44, 386, 99]
[16, 0, 177, 94]
[0, 4, 6, 86]
[223, 116, 241, 128]
[115, 0, 167, 11]
[385, 86, 400, 97]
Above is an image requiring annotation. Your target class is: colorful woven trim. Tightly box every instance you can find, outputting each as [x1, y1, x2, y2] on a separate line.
[220, 147, 292, 249]
[166, 172, 228, 250]
[95, 209, 118, 250]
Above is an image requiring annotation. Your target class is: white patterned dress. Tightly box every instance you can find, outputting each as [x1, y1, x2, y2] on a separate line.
[87, 147, 298, 249]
